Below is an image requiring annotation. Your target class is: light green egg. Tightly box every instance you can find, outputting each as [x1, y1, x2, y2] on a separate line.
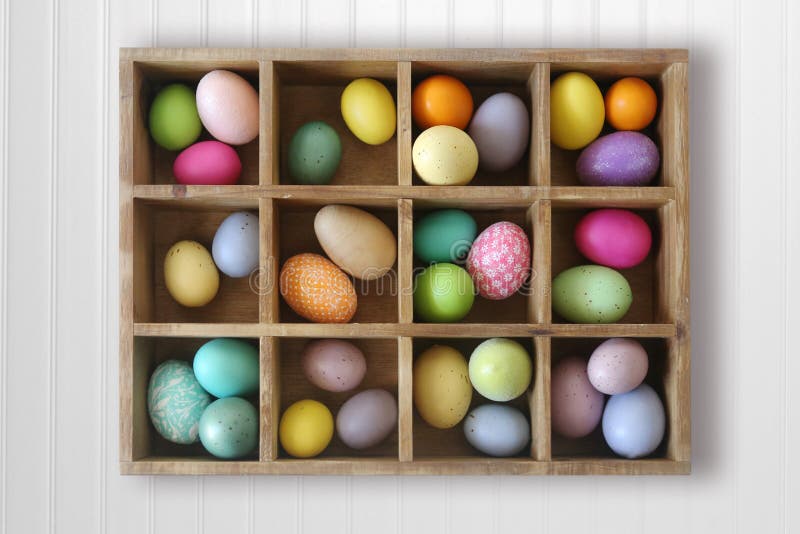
[193, 338, 259, 398]
[149, 83, 202, 150]
[199, 397, 259, 459]
[147, 359, 212, 445]
[552, 265, 633, 323]
[414, 209, 477, 264]
[468, 338, 532, 401]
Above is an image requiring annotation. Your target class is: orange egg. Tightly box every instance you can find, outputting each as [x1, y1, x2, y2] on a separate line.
[412, 75, 473, 130]
[604, 77, 657, 131]
[280, 253, 357, 323]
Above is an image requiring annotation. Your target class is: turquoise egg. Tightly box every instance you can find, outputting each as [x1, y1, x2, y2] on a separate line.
[288, 121, 342, 184]
[193, 338, 259, 398]
[414, 209, 477, 264]
[147, 360, 211, 444]
[552, 265, 633, 323]
[199, 397, 259, 459]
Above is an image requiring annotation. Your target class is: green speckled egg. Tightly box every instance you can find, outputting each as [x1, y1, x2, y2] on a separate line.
[414, 209, 477, 264]
[199, 397, 259, 459]
[193, 338, 259, 398]
[147, 360, 211, 444]
[288, 121, 342, 184]
[552, 265, 633, 323]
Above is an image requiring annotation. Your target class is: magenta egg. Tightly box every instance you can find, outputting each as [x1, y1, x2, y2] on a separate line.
[551, 355, 605, 439]
[173, 140, 242, 185]
[574, 209, 652, 269]
[587, 338, 649, 395]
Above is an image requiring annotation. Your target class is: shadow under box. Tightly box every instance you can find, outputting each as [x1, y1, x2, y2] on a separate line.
[411, 62, 535, 186]
[551, 207, 660, 324]
[135, 61, 261, 185]
[412, 337, 535, 458]
[276, 200, 399, 323]
[275, 61, 398, 186]
[550, 337, 669, 459]
[549, 69, 663, 187]
[277, 337, 399, 459]
[133, 336, 261, 460]
[133, 200, 260, 324]
[412, 203, 533, 324]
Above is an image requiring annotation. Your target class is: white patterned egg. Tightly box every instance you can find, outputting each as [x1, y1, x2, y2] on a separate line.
[147, 360, 212, 444]
[466, 221, 531, 300]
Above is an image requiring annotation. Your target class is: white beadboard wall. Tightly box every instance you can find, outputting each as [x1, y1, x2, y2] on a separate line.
[0, 0, 797, 532]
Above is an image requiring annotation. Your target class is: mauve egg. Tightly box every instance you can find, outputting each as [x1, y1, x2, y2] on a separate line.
[587, 338, 649, 395]
[551, 355, 605, 438]
[576, 131, 659, 186]
[301, 339, 367, 392]
[468, 92, 530, 172]
[173, 140, 242, 185]
[336, 389, 397, 450]
[602, 383, 665, 458]
[196, 70, 259, 145]
[466, 221, 531, 300]
[574, 209, 652, 269]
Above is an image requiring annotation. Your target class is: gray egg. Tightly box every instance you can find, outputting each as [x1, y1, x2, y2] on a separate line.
[463, 403, 530, 457]
[336, 389, 397, 450]
[467, 92, 530, 172]
[211, 211, 259, 278]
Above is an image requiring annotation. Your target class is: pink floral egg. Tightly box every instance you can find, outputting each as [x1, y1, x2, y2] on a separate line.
[466, 221, 531, 300]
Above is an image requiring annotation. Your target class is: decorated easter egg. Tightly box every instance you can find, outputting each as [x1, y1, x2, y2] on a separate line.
[413, 263, 474, 322]
[466, 221, 530, 300]
[463, 404, 530, 457]
[469, 338, 532, 402]
[412, 125, 478, 185]
[340, 78, 396, 145]
[196, 70, 259, 145]
[605, 77, 658, 131]
[314, 205, 397, 280]
[173, 140, 242, 185]
[287, 121, 342, 185]
[164, 240, 219, 307]
[147, 360, 211, 444]
[587, 338, 649, 395]
[198, 397, 259, 459]
[468, 92, 530, 172]
[279, 253, 357, 323]
[550, 72, 605, 150]
[413, 345, 472, 429]
[551, 265, 632, 323]
[193, 338, 259, 398]
[212, 211, 259, 278]
[576, 131, 660, 186]
[602, 383, 665, 458]
[574, 209, 652, 269]
[336, 389, 397, 450]
[551, 356, 604, 439]
[279, 399, 334, 458]
[300, 339, 367, 393]
[149, 83, 202, 151]
[412, 74, 473, 129]
[413, 209, 477, 264]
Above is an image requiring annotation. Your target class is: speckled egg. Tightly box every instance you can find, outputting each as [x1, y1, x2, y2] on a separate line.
[551, 265, 633, 323]
[467, 92, 530, 172]
[576, 131, 660, 186]
[551, 356, 605, 439]
[196, 70, 259, 145]
[212, 211, 259, 278]
[301, 339, 367, 392]
[412, 125, 479, 185]
[463, 404, 530, 457]
[147, 360, 212, 444]
[587, 338, 649, 395]
[336, 389, 398, 450]
[602, 383, 665, 458]
[279, 253, 357, 323]
[163, 240, 219, 307]
[466, 221, 531, 300]
[413, 345, 472, 429]
[198, 397, 259, 459]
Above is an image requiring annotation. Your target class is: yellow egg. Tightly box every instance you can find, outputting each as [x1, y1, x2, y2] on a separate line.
[413, 345, 472, 429]
[163, 240, 219, 307]
[340, 78, 396, 145]
[412, 125, 478, 185]
[279, 399, 334, 458]
[550, 72, 605, 150]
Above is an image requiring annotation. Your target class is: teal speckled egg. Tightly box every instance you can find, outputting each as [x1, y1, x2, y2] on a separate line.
[552, 265, 633, 323]
[147, 360, 212, 444]
[193, 338, 259, 398]
[288, 121, 342, 184]
[413, 209, 477, 264]
[199, 397, 259, 459]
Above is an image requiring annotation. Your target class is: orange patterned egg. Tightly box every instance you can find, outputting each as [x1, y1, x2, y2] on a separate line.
[280, 253, 357, 323]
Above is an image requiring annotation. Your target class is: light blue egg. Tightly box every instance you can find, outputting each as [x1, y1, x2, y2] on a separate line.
[193, 338, 259, 398]
[199, 397, 259, 459]
[212, 211, 259, 278]
[463, 403, 530, 457]
[602, 383, 665, 459]
[147, 360, 212, 444]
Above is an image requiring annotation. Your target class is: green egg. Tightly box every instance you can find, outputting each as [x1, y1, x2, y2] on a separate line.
[551, 265, 633, 323]
[148, 83, 202, 150]
[288, 121, 342, 184]
[199, 397, 259, 459]
[414, 262, 475, 322]
[414, 209, 477, 264]
[147, 360, 211, 445]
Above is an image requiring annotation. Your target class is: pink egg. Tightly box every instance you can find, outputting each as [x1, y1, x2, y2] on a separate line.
[466, 221, 531, 300]
[196, 70, 259, 145]
[551, 355, 605, 438]
[173, 141, 242, 185]
[587, 338, 648, 395]
[300, 339, 367, 392]
[574, 209, 652, 269]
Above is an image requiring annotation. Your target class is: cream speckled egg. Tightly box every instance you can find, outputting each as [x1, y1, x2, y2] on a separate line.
[412, 125, 478, 185]
[587, 338, 649, 395]
[196, 70, 259, 145]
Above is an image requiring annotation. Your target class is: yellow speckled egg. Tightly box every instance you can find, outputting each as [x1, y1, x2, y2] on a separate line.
[413, 345, 472, 429]
[550, 72, 605, 150]
[279, 399, 334, 458]
[163, 240, 219, 307]
[340, 78, 397, 145]
[412, 125, 478, 185]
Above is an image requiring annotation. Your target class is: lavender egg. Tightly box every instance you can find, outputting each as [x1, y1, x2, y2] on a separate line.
[576, 131, 659, 186]
[336, 389, 397, 450]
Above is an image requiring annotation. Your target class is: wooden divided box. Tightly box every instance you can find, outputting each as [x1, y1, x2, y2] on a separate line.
[120, 48, 690, 475]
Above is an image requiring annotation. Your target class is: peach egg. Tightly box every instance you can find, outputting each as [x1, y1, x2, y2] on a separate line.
[279, 253, 357, 323]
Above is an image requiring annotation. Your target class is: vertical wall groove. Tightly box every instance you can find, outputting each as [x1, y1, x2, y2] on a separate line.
[0, 0, 8, 531]
[780, 0, 789, 531]
[733, 0, 742, 531]
[98, 0, 109, 532]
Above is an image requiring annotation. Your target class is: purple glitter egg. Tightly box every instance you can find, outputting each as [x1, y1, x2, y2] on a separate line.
[576, 131, 660, 186]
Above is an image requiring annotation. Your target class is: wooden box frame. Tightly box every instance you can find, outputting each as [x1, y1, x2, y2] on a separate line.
[120, 48, 689, 476]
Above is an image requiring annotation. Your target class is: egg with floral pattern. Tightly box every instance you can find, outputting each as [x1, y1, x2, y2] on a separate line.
[147, 359, 212, 445]
[279, 253, 357, 323]
[466, 222, 531, 300]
